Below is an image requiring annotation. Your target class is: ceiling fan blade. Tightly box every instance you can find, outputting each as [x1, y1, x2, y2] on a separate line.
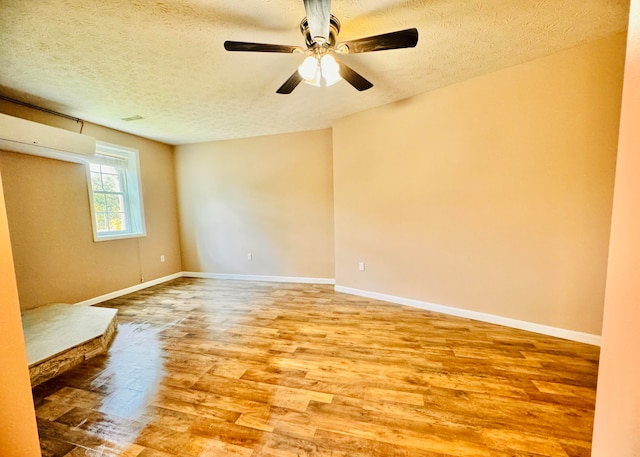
[224, 41, 301, 53]
[340, 28, 418, 54]
[276, 71, 304, 94]
[303, 0, 331, 43]
[338, 61, 373, 92]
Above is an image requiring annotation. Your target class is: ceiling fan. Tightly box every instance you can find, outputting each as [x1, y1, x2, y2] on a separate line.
[223, 0, 419, 94]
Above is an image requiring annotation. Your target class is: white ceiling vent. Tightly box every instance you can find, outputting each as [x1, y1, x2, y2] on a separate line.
[0, 113, 95, 164]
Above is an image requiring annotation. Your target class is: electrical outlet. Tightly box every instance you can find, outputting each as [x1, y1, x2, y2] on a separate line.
[160, 255, 165, 263]
[359, 261, 365, 271]
[247, 252, 253, 261]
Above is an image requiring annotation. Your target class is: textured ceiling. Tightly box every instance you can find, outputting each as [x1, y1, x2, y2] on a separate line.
[0, 0, 630, 145]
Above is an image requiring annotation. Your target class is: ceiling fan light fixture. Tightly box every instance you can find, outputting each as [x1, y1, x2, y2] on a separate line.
[298, 53, 342, 88]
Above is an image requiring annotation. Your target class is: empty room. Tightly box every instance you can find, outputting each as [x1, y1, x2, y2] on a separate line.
[1, 0, 639, 456]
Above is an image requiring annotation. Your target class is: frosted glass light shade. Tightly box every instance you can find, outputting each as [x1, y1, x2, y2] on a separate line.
[298, 56, 318, 81]
[320, 54, 342, 86]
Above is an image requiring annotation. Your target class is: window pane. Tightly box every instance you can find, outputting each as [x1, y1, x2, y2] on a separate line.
[108, 213, 125, 231]
[105, 194, 124, 213]
[88, 142, 145, 241]
[101, 165, 118, 175]
[93, 194, 107, 212]
[102, 174, 121, 192]
[95, 212, 108, 232]
[91, 172, 103, 191]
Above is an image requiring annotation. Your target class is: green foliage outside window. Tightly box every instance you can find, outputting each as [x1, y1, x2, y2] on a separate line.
[90, 163, 128, 233]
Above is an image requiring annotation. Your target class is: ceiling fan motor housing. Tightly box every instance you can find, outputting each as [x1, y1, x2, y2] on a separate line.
[301, 14, 341, 48]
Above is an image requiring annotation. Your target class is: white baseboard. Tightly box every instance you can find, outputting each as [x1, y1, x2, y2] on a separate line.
[74, 272, 183, 307]
[182, 271, 335, 285]
[74, 271, 333, 308]
[334, 285, 601, 346]
[73, 273, 598, 346]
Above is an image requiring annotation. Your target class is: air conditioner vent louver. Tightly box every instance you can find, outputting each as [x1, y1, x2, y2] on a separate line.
[0, 113, 96, 164]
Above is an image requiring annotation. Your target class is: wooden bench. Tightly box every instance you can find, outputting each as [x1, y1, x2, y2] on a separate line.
[21, 303, 117, 386]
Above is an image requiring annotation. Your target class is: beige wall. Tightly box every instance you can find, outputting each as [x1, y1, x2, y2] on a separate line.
[0, 102, 182, 310]
[333, 33, 626, 335]
[0, 173, 41, 456]
[592, 0, 640, 452]
[176, 129, 334, 279]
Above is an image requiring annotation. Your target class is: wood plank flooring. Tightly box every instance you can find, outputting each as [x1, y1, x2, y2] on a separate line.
[32, 278, 600, 456]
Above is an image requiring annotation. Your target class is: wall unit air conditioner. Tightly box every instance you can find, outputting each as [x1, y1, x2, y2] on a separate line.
[0, 113, 96, 164]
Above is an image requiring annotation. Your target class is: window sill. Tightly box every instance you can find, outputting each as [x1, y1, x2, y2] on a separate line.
[93, 231, 146, 242]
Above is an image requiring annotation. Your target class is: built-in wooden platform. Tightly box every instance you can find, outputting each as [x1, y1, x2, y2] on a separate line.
[21, 303, 117, 386]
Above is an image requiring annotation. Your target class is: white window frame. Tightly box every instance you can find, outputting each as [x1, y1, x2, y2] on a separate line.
[86, 141, 146, 242]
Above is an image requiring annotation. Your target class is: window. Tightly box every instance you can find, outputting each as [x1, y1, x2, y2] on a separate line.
[87, 142, 145, 241]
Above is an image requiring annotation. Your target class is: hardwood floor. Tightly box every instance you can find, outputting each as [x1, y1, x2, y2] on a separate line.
[32, 278, 600, 456]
